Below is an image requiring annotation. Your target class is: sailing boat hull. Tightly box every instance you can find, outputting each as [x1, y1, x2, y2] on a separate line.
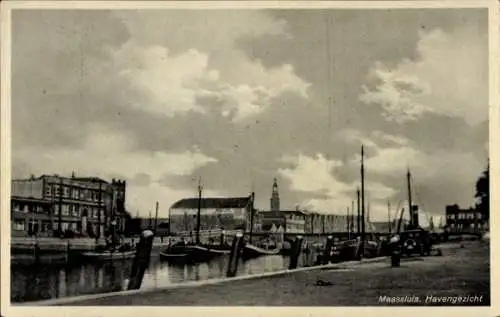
[160, 244, 230, 263]
[241, 243, 280, 260]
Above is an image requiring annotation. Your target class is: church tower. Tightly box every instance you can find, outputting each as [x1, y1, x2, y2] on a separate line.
[270, 177, 280, 212]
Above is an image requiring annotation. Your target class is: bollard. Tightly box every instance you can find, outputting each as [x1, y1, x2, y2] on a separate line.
[288, 236, 304, 270]
[389, 235, 401, 267]
[127, 229, 155, 290]
[226, 233, 244, 278]
[322, 236, 334, 265]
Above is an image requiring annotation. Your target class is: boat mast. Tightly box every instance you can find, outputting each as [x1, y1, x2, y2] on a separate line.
[387, 201, 391, 234]
[360, 145, 366, 255]
[356, 188, 360, 235]
[249, 192, 255, 244]
[346, 206, 350, 239]
[154, 201, 159, 235]
[196, 178, 202, 245]
[407, 168, 413, 229]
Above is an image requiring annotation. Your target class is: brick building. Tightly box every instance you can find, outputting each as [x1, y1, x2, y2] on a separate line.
[11, 174, 130, 237]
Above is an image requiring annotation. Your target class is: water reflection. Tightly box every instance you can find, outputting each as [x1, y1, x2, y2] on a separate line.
[11, 251, 319, 303]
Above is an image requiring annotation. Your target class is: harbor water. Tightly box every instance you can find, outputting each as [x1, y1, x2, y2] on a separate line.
[11, 251, 320, 303]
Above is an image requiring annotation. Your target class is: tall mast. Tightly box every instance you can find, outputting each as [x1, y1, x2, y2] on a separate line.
[356, 188, 360, 235]
[346, 206, 350, 239]
[387, 201, 391, 234]
[196, 178, 202, 245]
[154, 201, 159, 234]
[360, 145, 366, 254]
[351, 200, 355, 234]
[407, 168, 413, 228]
[58, 177, 63, 233]
[249, 192, 255, 244]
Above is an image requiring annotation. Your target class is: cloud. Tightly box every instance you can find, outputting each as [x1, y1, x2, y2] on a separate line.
[360, 26, 487, 125]
[106, 11, 310, 122]
[12, 125, 219, 213]
[278, 153, 396, 215]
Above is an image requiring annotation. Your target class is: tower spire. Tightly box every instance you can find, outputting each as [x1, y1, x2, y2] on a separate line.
[270, 177, 280, 212]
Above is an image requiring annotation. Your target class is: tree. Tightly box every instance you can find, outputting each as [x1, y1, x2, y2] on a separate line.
[475, 162, 489, 221]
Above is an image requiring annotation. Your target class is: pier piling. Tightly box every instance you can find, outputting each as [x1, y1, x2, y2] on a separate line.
[65, 240, 70, 263]
[33, 241, 40, 264]
[321, 236, 334, 265]
[288, 236, 303, 270]
[226, 233, 244, 278]
[127, 229, 155, 290]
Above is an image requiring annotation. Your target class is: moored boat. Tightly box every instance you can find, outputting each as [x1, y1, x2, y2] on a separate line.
[160, 243, 231, 263]
[241, 243, 280, 260]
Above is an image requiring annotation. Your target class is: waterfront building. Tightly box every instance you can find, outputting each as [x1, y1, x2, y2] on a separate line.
[11, 196, 53, 237]
[168, 195, 253, 234]
[11, 174, 130, 237]
[260, 209, 307, 234]
[445, 204, 489, 234]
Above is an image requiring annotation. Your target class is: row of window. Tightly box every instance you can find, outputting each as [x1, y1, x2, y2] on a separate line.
[447, 212, 482, 220]
[44, 184, 106, 202]
[12, 219, 105, 234]
[11, 203, 50, 214]
[13, 202, 106, 219]
[52, 204, 103, 218]
[448, 223, 485, 229]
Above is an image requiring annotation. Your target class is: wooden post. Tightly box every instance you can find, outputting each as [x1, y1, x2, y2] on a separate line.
[322, 235, 334, 265]
[33, 241, 40, 264]
[220, 230, 225, 246]
[226, 233, 244, 278]
[65, 240, 70, 263]
[288, 236, 303, 270]
[128, 229, 155, 290]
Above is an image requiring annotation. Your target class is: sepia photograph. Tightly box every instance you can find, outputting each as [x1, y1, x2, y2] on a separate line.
[0, 0, 497, 314]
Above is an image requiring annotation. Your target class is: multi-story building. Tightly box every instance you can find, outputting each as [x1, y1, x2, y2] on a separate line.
[11, 174, 130, 237]
[445, 204, 489, 233]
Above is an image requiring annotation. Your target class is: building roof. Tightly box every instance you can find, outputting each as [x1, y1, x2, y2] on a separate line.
[170, 196, 252, 210]
[71, 177, 109, 183]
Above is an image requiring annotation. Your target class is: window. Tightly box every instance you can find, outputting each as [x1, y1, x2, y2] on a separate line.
[62, 204, 69, 216]
[477, 213, 482, 219]
[13, 220, 25, 231]
[74, 189, 80, 199]
[63, 186, 70, 198]
[12, 203, 20, 213]
[44, 185, 52, 197]
[54, 185, 61, 197]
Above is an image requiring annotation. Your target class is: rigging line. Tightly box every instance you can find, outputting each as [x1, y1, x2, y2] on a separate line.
[410, 174, 431, 224]
[324, 12, 333, 160]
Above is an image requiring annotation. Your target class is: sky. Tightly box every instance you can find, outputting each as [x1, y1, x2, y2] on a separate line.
[11, 8, 489, 223]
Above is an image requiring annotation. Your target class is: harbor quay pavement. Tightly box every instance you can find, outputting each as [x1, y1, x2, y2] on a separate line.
[55, 241, 489, 306]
